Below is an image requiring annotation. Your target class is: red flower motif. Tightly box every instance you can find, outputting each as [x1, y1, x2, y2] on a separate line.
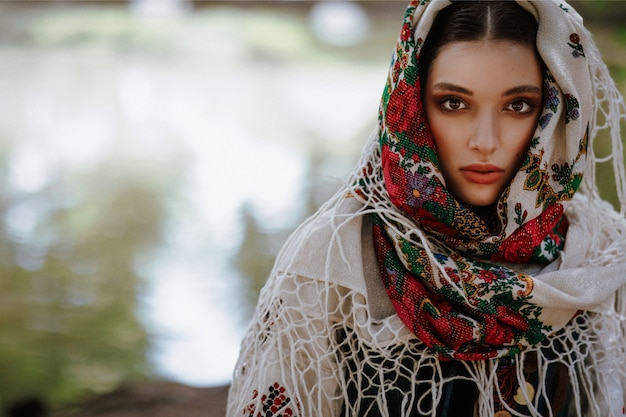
[245, 383, 296, 417]
[495, 305, 529, 332]
[493, 203, 564, 263]
[385, 79, 421, 138]
[569, 33, 580, 44]
[381, 145, 408, 209]
[400, 23, 412, 42]
[444, 267, 460, 283]
[475, 305, 531, 346]
[482, 314, 515, 345]
[477, 269, 498, 284]
[431, 185, 448, 205]
[426, 312, 475, 351]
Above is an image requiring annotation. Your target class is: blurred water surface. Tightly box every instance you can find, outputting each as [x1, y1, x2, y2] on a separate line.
[0, 0, 624, 413]
[0, 0, 406, 410]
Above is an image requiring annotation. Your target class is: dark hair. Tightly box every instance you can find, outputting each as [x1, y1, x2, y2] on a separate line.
[419, 1, 539, 89]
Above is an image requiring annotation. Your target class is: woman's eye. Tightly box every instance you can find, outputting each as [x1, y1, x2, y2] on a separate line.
[440, 97, 467, 111]
[506, 100, 533, 113]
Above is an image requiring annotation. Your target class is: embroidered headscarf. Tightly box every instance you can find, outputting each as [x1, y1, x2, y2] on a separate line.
[228, 1, 626, 416]
[362, 0, 601, 360]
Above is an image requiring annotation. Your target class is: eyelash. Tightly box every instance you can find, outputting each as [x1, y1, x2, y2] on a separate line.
[439, 97, 467, 112]
[504, 100, 535, 113]
[437, 97, 536, 114]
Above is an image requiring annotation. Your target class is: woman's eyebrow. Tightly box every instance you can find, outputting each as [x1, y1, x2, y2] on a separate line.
[430, 83, 542, 97]
[503, 85, 542, 96]
[430, 82, 473, 95]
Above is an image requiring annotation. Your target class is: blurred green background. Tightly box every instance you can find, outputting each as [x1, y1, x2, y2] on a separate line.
[0, 1, 624, 415]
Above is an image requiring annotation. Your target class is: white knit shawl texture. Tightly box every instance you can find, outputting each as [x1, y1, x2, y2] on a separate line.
[227, 1, 626, 416]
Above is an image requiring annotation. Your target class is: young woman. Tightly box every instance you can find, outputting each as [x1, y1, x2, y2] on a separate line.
[227, 1, 626, 416]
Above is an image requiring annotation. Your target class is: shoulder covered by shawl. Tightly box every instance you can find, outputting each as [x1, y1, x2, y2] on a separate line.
[522, 194, 626, 329]
[274, 196, 370, 294]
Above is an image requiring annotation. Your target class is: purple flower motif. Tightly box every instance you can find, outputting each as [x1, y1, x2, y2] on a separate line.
[406, 170, 436, 208]
[538, 113, 553, 130]
[543, 85, 560, 113]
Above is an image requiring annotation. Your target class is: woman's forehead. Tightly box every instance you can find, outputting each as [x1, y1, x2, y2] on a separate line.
[426, 40, 543, 93]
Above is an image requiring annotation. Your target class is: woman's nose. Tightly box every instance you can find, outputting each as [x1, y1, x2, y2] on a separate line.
[469, 112, 499, 155]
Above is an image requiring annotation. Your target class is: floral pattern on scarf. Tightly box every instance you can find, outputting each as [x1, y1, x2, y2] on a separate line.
[371, 0, 589, 359]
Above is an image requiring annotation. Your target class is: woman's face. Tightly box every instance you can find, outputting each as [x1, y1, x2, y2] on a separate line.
[423, 40, 543, 207]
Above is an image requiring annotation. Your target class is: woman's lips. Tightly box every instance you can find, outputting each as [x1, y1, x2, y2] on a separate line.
[460, 164, 504, 184]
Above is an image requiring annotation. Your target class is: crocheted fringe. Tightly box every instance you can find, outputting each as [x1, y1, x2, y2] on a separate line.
[227, 3, 626, 416]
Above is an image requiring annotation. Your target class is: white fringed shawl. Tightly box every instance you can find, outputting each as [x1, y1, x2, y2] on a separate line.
[227, 1, 626, 416]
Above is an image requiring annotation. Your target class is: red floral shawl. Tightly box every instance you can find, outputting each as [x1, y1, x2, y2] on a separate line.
[370, 0, 590, 360]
